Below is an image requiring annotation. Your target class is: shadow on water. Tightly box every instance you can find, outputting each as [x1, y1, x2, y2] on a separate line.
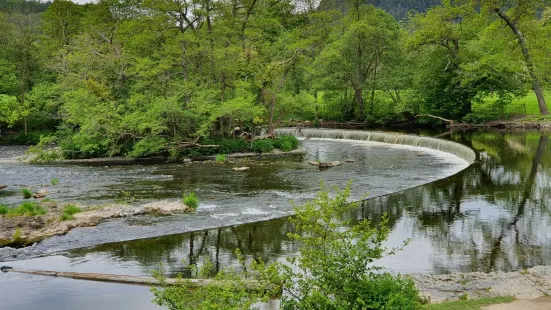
[62, 130, 551, 275]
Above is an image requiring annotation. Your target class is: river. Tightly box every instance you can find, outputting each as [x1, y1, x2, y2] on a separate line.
[1, 130, 549, 309]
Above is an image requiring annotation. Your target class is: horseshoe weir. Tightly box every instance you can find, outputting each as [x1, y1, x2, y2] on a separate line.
[2, 130, 551, 310]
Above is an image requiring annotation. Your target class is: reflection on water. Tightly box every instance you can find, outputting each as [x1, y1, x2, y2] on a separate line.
[63, 131, 551, 275]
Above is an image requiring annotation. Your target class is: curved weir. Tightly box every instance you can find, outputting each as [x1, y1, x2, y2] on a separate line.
[275, 128, 476, 164]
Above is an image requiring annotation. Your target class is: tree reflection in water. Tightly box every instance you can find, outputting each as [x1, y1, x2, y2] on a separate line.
[69, 131, 551, 275]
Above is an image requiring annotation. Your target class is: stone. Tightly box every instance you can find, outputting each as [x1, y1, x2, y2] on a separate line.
[0, 185, 6, 190]
[232, 167, 250, 172]
[33, 188, 48, 199]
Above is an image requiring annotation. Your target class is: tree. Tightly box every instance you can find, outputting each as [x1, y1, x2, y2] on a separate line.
[482, 0, 550, 115]
[315, 3, 401, 120]
[1, 11, 41, 135]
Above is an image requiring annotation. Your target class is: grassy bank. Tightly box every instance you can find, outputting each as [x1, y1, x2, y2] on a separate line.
[425, 296, 515, 310]
[474, 93, 551, 117]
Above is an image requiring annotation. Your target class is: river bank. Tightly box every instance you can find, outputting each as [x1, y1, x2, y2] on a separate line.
[0, 200, 193, 247]
[413, 266, 551, 303]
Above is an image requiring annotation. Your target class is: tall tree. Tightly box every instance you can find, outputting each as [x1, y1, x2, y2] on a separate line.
[482, 0, 550, 115]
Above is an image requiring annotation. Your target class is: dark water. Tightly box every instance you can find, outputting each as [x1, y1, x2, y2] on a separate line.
[1, 130, 550, 309]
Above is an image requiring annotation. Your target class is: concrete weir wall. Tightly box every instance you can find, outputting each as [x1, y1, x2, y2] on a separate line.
[275, 128, 476, 164]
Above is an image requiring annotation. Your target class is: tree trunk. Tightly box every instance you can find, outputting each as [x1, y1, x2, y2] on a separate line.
[494, 8, 549, 115]
[354, 88, 365, 118]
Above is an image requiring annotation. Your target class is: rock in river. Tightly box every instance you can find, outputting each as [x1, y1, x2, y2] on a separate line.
[232, 167, 250, 172]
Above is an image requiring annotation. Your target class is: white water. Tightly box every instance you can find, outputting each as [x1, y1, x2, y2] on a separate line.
[275, 128, 476, 163]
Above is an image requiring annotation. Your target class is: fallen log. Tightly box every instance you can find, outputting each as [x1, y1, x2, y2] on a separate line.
[415, 114, 455, 124]
[0, 267, 270, 291]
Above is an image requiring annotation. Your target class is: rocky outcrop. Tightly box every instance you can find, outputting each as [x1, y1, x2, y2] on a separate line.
[412, 266, 551, 303]
[0, 200, 193, 247]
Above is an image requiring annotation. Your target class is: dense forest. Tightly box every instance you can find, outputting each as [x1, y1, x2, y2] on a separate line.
[1, 0, 550, 159]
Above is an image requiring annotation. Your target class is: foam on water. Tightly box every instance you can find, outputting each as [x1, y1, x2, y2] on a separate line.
[276, 128, 476, 164]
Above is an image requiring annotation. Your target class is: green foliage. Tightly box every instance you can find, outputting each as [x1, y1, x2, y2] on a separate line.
[50, 177, 60, 186]
[217, 139, 249, 154]
[2, 0, 551, 152]
[152, 183, 420, 309]
[274, 135, 299, 151]
[128, 136, 167, 158]
[152, 254, 269, 310]
[183, 192, 198, 210]
[7, 201, 47, 217]
[215, 154, 227, 163]
[252, 139, 275, 153]
[266, 183, 420, 309]
[21, 188, 32, 199]
[63, 204, 81, 215]
[59, 204, 81, 221]
[0, 204, 8, 215]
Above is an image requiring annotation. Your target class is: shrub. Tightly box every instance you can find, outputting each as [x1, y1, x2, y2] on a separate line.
[7, 202, 47, 217]
[215, 154, 227, 163]
[152, 183, 420, 310]
[0, 205, 8, 215]
[128, 136, 167, 158]
[217, 139, 249, 154]
[183, 192, 199, 210]
[274, 135, 299, 151]
[51, 177, 60, 186]
[251, 139, 274, 153]
[22, 188, 32, 199]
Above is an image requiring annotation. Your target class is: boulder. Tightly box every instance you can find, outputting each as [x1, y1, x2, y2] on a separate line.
[33, 188, 49, 199]
[0, 185, 6, 190]
[232, 167, 250, 172]
[319, 161, 341, 168]
[308, 161, 321, 166]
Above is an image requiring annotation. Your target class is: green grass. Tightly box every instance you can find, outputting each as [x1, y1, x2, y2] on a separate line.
[424, 296, 515, 310]
[21, 188, 32, 199]
[7, 202, 47, 217]
[183, 192, 199, 210]
[475, 93, 551, 116]
[60, 204, 82, 221]
[0, 205, 8, 215]
[51, 177, 60, 186]
[215, 154, 227, 163]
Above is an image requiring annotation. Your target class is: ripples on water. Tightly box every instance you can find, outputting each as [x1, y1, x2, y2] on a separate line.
[3, 131, 551, 309]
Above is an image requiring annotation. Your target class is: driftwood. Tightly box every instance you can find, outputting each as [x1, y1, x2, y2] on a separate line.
[0, 267, 270, 291]
[174, 142, 220, 149]
[415, 114, 455, 124]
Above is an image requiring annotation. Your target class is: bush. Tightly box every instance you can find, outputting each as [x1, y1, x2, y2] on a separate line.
[152, 183, 420, 310]
[0, 205, 8, 215]
[51, 177, 60, 186]
[7, 202, 47, 217]
[21, 188, 32, 199]
[183, 192, 198, 210]
[128, 136, 167, 158]
[274, 135, 299, 151]
[217, 139, 249, 154]
[251, 139, 274, 153]
[215, 154, 227, 163]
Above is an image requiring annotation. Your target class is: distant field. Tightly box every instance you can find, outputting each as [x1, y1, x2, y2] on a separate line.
[473, 93, 551, 116]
